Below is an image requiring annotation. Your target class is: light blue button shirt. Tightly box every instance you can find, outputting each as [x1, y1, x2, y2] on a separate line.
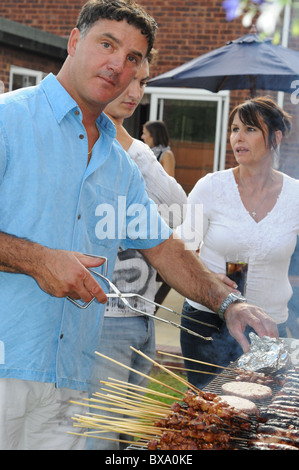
[0, 73, 171, 390]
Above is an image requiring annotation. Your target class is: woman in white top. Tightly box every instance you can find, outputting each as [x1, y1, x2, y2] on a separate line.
[178, 96, 299, 388]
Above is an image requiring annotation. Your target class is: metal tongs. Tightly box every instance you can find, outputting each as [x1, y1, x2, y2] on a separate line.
[67, 256, 215, 341]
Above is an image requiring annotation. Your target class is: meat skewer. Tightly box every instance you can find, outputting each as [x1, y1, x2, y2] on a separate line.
[254, 433, 299, 448]
[258, 407, 299, 425]
[267, 403, 299, 416]
[257, 424, 299, 440]
[250, 441, 299, 451]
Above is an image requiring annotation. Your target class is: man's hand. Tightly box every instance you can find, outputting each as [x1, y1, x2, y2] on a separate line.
[224, 302, 279, 352]
[0, 232, 108, 304]
[141, 234, 279, 352]
[33, 249, 108, 304]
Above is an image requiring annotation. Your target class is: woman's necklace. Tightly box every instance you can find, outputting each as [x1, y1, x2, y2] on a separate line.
[239, 173, 271, 218]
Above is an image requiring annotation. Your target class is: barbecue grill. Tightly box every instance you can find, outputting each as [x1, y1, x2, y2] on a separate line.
[70, 339, 299, 450]
[125, 338, 299, 450]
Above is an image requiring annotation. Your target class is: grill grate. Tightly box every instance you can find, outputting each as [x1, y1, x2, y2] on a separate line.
[126, 340, 299, 450]
[202, 361, 283, 409]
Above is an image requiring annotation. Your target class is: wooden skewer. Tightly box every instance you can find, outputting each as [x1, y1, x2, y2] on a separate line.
[157, 350, 236, 372]
[72, 412, 182, 439]
[101, 377, 182, 402]
[95, 351, 187, 396]
[78, 413, 159, 429]
[68, 431, 148, 447]
[76, 421, 160, 437]
[97, 385, 172, 409]
[71, 413, 161, 438]
[99, 379, 189, 414]
[73, 414, 156, 432]
[89, 397, 169, 418]
[92, 391, 171, 415]
[92, 391, 164, 411]
[70, 399, 168, 418]
[98, 380, 172, 402]
[130, 346, 199, 394]
[166, 364, 236, 379]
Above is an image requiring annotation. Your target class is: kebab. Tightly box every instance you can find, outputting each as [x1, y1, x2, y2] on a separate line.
[257, 424, 299, 441]
[234, 368, 285, 386]
[151, 428, 232, 451]
[249, 441, 299, 451]
[250, 364, 299, 449]
[254, 434, 299, 448]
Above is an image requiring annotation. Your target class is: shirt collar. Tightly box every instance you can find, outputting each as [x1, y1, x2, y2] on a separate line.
[40, 73, 116, 138]
[41, 73, 78, 124]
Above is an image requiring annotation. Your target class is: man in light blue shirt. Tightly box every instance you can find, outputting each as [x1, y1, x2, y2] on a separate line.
[0, 71, 170, 389]
[0, 0, 278, 450]
[0, 0, 165, 450]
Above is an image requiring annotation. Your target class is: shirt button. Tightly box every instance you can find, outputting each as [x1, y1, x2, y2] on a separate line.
[75, 110, 80, 116]
[79, 134, 84, 139]
[60, 334, 64, 339]
[78, 214, 81, 220]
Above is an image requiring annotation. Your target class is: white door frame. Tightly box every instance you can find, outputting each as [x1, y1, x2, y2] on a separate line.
[145, 87, 230, 172]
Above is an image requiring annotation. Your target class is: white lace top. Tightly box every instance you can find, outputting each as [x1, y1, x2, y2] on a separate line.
[178, 168, 299, 324]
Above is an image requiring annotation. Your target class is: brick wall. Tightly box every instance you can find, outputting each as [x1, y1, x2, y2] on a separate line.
[1, 0, 299, 177]
[0, 0, 84, 36]
[139, 0, 248, 78]
[0, 0, 248, 71]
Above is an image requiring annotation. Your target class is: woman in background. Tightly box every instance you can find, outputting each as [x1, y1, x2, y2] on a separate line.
[142, 120, 176, 176]
[178, 96, 299, 389]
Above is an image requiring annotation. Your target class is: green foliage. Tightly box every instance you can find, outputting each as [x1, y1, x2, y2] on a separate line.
[146, 370, 188, 405]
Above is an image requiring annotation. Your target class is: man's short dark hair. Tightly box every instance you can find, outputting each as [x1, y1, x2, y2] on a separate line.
[76, 0, 158, 57]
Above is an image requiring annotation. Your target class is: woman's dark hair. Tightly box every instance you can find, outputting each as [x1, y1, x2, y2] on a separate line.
[228, 96, 291, 150]
[144, 120, 170, 147]
[76, 0, 158, 57]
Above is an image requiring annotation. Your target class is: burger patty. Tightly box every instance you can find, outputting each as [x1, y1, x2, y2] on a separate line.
[221, 381, 272, 401]
[219, 395, 257, 414]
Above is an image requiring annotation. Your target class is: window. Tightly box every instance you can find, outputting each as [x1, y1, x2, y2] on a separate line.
[143, 87, 229, 193]
[9, 66, 46, 91]
[161, 99, 217, 143]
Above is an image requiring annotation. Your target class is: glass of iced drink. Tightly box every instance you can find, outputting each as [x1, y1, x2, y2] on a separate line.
[225, 256, 248, 296]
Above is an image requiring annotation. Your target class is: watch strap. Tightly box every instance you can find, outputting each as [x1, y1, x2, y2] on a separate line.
[218, 293, 246, 321]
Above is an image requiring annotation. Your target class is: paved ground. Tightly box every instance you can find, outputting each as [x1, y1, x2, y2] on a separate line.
[155, 289, 184, 354]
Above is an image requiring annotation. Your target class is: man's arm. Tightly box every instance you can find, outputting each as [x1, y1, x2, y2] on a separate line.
[0, 232, 108, 303]
[128, 140, 187, 228]
[140, 234, 278, 352]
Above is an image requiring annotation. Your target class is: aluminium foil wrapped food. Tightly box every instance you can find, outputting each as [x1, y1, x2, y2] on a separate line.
[237, 333, 290, 373]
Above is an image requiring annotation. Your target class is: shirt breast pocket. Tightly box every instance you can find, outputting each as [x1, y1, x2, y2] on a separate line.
[87, 185, 127, 250]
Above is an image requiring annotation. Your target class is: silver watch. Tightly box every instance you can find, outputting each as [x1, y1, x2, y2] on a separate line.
[218, 293, 246, 321]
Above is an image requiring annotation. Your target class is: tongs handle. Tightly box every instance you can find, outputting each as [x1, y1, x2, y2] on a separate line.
[66, 255, 108, 309]
[67, 264, 213, 341]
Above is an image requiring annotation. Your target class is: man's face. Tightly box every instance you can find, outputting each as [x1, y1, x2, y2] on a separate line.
[67, 19, 149, 112]
[105, 59, 150, 121]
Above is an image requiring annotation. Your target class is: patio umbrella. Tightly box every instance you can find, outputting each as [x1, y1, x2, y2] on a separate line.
[149, 33, 299, 96]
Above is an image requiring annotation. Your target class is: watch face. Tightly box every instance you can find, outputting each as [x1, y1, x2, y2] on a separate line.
[232, 293, 246, 301]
